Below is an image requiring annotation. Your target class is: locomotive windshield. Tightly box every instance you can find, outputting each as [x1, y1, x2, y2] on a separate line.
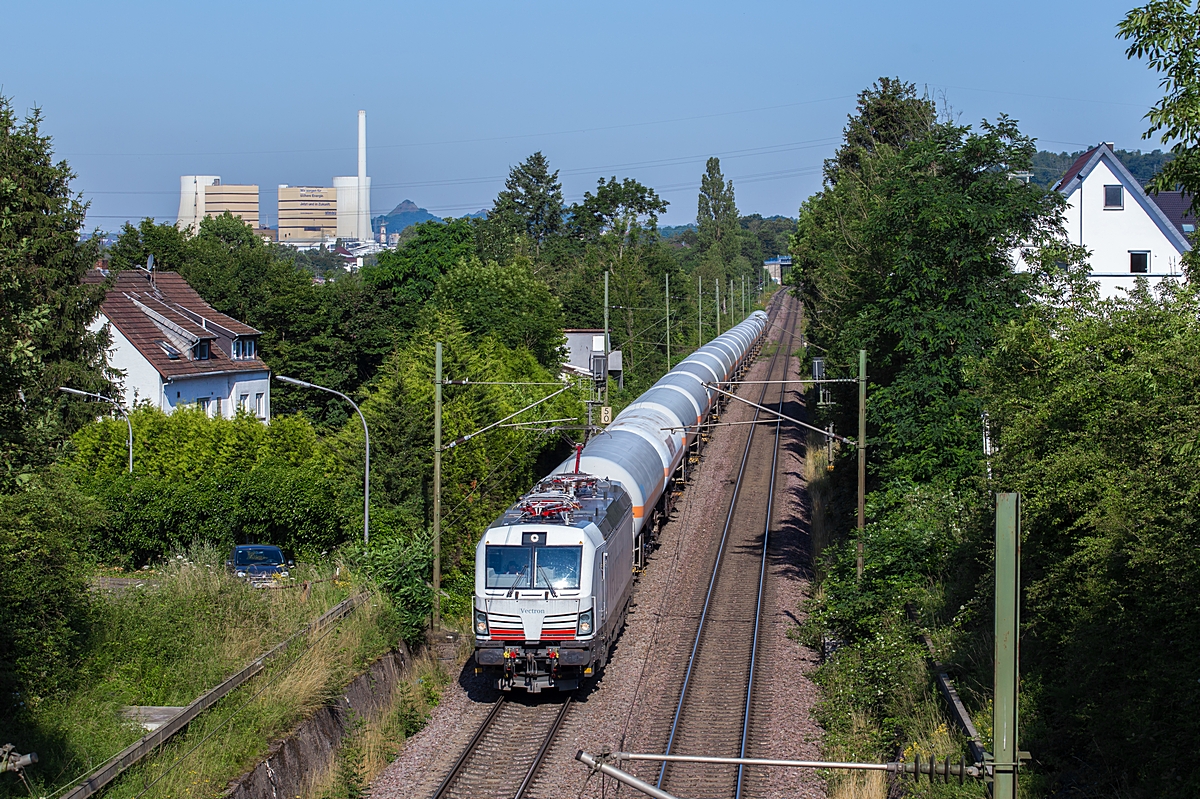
[485, 545, 582, 590]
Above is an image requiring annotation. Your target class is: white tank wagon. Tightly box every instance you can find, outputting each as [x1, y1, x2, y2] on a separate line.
[473, 310, 768, 691]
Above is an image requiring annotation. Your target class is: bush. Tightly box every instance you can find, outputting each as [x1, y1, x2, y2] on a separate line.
[0, 477, 100, 712]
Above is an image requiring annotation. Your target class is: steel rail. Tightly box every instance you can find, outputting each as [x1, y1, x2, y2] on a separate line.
[736, 312, 794, 799]
[656, 299, 795, 790]
[431, 697, 507, 799]
[513, 696, 574, 799]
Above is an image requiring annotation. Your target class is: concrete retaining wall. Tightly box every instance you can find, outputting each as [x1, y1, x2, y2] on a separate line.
[223, 644, 410, 799]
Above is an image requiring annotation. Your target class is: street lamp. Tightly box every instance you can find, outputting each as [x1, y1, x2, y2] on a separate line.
[60, 387, 132, 473]
[275, 375, 370, 546]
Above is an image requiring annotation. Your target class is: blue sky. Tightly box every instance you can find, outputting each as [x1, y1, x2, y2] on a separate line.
[0, 0, 1169, 230]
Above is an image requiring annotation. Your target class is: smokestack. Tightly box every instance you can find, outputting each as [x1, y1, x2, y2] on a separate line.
[357, 110, 369, 242]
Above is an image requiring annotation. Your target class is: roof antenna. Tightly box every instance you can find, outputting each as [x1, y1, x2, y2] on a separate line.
[137, 254, 156, 290]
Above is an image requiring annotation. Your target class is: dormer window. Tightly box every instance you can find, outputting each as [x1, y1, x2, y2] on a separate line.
[1105, 185, 1124, 209]
[232, 337, 257, 360]
[195, 340, 211, 360]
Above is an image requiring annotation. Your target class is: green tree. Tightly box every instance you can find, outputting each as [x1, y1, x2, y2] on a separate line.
[431, 257, 564, 368]
[977, 278, 1200, 796]
[696, 157, 739, 269]
[365, 218, 475, 315]
[794, 110, 1064, 484]
[0, 477, 100, 711]
[0, 98, 113, 489]
[825, 77, 935, 185]
[491, 152, 564, 257]
[1120, 1, 1200, 212]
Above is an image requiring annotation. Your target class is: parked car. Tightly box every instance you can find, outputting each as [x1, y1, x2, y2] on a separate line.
[227, 545, 293, 588]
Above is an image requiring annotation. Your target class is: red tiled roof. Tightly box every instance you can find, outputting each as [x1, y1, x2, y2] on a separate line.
[1054, 145, 1102, 191]
[88, 268, 268, 380]
[1148, 191, 1197, 236]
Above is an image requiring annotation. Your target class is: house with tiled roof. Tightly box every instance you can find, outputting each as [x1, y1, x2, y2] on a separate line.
[1051, 142, 1190, 298]
[86, 267, 271, 420]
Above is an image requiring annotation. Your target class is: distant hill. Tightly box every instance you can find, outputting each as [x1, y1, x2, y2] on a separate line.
[1032, 148, 1173, 189]
[660, 224, 697, 239]
[373, 200, 440, 237]
[373, 201, 491, 236]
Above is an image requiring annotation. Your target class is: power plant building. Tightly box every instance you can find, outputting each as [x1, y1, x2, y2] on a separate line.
[177, 177, 260, 231]
[178, 111, 372, 246]
[278, 186, 338, 243]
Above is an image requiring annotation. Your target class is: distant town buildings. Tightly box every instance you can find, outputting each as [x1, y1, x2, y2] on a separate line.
[86, 268, 271, 421]
[177, 176, 259, 231]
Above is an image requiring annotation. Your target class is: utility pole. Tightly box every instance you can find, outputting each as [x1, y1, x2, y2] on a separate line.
[665, 273, 671, 372]
[715, 278, 721, 337]
[697, 275, 702, 347]
[994, 493, 1022, 799]
[729, 278, 733, 329]
[856, 349, 867, 582]
[433, 342, 443, 630]
[604, 271, 610, 405]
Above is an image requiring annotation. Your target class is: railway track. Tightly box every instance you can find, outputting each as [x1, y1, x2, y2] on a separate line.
[431, 694, 572, 799]
[656, 297, 798, 799]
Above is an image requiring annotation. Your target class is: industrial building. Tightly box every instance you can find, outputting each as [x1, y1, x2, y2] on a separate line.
[177, 177, 260, 231]
[177, 111, 374, 246]
[278, 185, 338, 243]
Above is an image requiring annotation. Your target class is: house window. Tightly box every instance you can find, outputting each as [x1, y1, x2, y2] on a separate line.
[198, 397, 211, 415]
[255, 393, 265, 417]
[1184, 223, 1195, 234]
[1130, 251, 1150, 273]
[1104, 185, 1124, 209]
[195, 340, 211, 360]
[232, 338, 257, 360]
[240, 393, 250, 413]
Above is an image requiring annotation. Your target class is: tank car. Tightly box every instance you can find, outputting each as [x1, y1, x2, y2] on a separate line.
[473, 310, 769, 692]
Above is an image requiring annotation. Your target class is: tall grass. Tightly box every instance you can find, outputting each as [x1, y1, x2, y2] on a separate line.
[5, 544, 399, 799]
[803, 430, 834, 569]
[307, 651, 451, 799]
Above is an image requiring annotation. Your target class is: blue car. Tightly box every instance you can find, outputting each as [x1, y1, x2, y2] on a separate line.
[227, 545, 293, 588]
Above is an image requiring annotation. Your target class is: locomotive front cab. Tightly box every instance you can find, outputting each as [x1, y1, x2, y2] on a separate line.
[473, 476, 633, 692]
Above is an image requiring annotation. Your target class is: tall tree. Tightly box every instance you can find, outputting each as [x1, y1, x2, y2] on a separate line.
[1119, 1, 1200, 214]
[491, 152, 564, 257]
[825, 77, 936, 185]
[0, 98, 112, 489]
[696, 157, 739, 269]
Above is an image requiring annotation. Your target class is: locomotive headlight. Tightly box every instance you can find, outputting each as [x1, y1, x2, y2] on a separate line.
[577, 609, 593, 636]
[474, 610, 489, 636]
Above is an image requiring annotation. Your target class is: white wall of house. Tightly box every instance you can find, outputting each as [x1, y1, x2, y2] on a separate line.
[163, 372, 271, 421]
[91, 315, 164, 410]
[1063, 157, 1185, 299]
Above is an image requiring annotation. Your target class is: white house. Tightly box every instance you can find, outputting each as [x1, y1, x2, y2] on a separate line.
[86, 267, 271, 420]
[1051, 142, 1191, 299]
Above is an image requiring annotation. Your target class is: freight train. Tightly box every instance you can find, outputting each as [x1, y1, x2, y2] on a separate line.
[473, 310, 770, 692]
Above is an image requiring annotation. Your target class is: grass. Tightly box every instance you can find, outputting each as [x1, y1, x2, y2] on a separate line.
[803, 430, 834, 571]
[308, 651, 451, 799]
[4, 544, 401, 799]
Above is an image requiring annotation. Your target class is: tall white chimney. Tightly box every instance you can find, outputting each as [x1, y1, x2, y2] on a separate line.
[357, 110, 370, 242]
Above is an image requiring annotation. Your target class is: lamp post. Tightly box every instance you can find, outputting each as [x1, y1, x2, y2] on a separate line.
[59, 387, 132, 473]
[275, 375, 370, 546]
